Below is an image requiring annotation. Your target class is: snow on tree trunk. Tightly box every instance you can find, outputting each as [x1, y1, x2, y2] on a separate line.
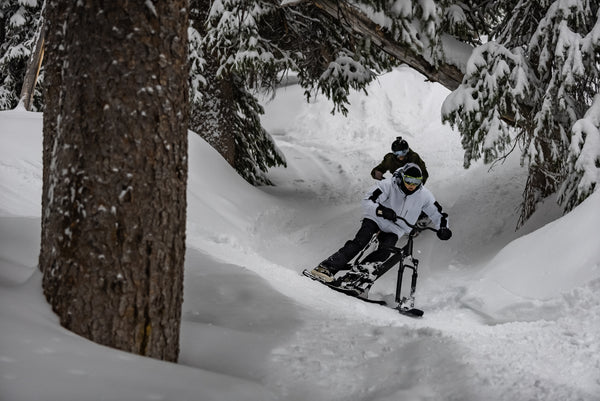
[39, 0, 188, 362]
[189, 51, 237, 167]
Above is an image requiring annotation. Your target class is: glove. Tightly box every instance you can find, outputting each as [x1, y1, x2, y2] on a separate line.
[437, 227, 452, 240]
[376, 205, 397, 221]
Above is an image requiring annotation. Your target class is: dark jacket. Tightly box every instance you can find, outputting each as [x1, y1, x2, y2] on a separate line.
[370, 150, 429, 183]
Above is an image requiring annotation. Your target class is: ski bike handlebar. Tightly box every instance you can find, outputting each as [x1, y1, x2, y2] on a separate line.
[393, 215, 439, 234]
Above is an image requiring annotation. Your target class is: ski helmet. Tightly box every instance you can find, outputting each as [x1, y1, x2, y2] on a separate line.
[391, 137, 409, 157]
[396, 163, 423, 187]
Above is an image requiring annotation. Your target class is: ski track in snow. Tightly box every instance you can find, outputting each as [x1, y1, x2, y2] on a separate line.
[188, 126, 600, 401]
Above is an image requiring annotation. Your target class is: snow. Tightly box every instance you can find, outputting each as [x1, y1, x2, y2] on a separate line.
[17, 0, 38, 7]
[1, 66, 600, 400]
[8, 9, 27, 28]
[145, 0, 158, 17]
[570, 94, 600, 195]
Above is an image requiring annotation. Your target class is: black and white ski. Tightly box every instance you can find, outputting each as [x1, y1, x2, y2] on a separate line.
[302, 269, 423, 315]
[323, 280, 387, 305]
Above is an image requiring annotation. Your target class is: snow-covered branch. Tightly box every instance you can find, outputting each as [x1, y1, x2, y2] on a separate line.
[310, 0, 469, 90]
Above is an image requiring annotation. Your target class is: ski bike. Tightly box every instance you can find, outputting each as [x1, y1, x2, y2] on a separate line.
[303, 216, 440, 317]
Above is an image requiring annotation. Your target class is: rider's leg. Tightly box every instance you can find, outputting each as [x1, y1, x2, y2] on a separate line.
[319, 219, 379, 274]
[360, 231, 398, 265]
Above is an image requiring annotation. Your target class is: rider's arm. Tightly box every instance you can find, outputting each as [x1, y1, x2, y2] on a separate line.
[370, 153, 397, 179]
[370, 163, 385, 179]
[362, 180, 389, 216]
[421, 191, 448, 230]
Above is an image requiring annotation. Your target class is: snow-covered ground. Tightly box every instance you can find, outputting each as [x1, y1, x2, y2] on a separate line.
[1, 66, 599, 401]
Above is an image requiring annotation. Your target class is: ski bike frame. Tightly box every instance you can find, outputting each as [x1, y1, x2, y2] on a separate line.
[393, 217, 439, 311]
[349, 216, 439, 314]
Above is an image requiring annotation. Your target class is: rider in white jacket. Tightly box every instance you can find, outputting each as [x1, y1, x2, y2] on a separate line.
[311, 163, 451, 283]
[362, 167, 444, 238]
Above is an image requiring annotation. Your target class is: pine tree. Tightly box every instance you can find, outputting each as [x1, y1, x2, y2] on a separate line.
[0, 0, 43, 110]
[442, 0, 600, 225]
[5, 0, 597, 221]
[196, 0, 509, 186]
[202, 0, 478, 113]
[189, 0, 286, 185]
[195, 0, 402, 184]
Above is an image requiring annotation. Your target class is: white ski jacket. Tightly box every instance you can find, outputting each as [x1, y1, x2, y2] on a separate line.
[361, 176, 447, 238]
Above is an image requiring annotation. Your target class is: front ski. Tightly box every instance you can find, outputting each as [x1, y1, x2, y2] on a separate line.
[325, 282, 387, 305]
[396, 306, 424, 318]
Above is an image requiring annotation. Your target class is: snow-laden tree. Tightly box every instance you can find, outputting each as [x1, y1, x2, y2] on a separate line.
[206, 0, 597, 223]
[5, 0, 597, 221]
[442, 0, 600, 225]
[193, 0, 396, 185]
[189, 0, 287, 185]
[560, 94, 600, 212]
[197, 0, 445, 185]
[200, 1, 550, 188]
[202, 0, 475, 113]
[0, 0, 43, 110]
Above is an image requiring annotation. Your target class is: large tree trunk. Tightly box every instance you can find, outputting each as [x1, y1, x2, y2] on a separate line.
[40, 1, 188, 362]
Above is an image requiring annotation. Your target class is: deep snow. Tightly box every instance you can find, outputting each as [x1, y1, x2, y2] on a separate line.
[1, 66, 599, 401]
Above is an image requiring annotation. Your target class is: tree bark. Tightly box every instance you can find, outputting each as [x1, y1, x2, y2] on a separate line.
[189, 55, 237, 166]
[40, 1, 188, 362]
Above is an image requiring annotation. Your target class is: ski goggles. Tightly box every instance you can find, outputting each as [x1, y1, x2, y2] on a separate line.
[394, 149, 409, 157]
[403, 174, 422, 185]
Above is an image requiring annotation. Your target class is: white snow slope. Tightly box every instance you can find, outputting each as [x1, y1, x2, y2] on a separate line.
[1, 66, 599, 401]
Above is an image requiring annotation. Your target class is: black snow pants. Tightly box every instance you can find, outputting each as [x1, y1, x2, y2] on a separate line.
[321, 218, 398, 274]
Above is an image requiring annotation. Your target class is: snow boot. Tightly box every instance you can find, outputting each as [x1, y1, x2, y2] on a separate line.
[309, 265, 336, 283]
